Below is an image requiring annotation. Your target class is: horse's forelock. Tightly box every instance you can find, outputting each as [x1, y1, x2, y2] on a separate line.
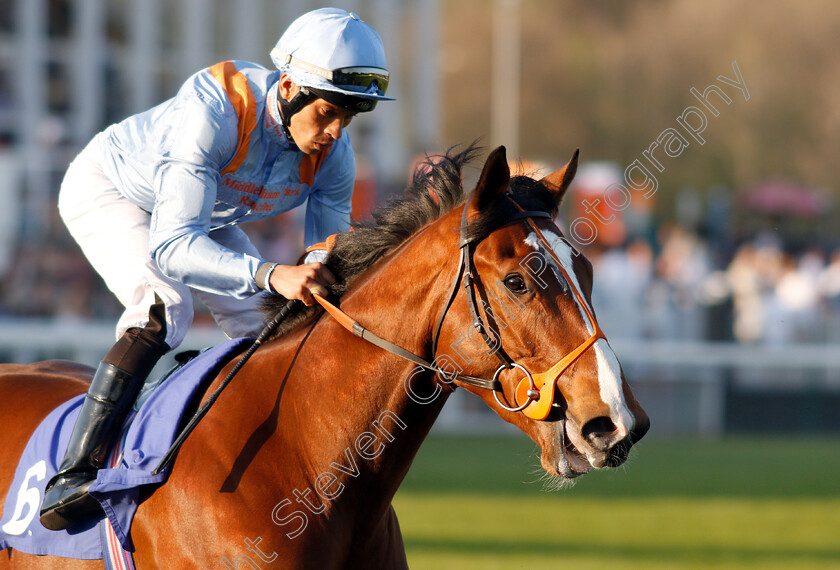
[463, 174, 558, 245]
[328, 144, 480, 282]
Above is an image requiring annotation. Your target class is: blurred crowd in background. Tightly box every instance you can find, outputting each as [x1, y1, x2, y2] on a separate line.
[588, 226, 840, 345]
[0, 152, 836, 347]
[565, 161, 838, 345]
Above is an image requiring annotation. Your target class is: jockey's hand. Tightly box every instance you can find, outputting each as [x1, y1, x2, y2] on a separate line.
[268, 263, 336, 306]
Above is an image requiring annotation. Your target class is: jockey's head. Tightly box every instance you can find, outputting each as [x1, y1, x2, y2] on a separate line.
[271, 8, 394, 154]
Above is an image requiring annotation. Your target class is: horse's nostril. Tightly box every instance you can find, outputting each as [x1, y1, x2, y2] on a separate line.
[581, 416, 617, 445]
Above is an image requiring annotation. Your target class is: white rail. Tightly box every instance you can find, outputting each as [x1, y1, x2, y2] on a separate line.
[610, 339, 840, 371]
[2, 321, 837, 436]
[0, 320, 227, 372]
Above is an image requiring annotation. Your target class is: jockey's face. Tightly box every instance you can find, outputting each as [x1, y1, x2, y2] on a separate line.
[278, 75, 356, 155]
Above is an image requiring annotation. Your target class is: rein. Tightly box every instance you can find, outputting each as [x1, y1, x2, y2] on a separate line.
[151, 299, 303, 476]
[313, 198, 550, 395]
[313, 294, 499, 391]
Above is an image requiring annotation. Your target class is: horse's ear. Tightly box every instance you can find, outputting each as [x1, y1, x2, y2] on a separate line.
[473, 146, 510, 211]
[540, 149, 579, 204]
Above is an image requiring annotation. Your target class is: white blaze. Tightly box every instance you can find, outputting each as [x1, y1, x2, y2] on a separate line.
[524, 231, 634, 433]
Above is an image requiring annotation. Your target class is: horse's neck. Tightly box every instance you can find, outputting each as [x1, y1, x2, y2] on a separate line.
[313, 228, 457, 490]
[226, 226, 457, 538]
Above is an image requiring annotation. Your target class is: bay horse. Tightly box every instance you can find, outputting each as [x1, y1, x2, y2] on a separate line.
[0, 146, 648, 569]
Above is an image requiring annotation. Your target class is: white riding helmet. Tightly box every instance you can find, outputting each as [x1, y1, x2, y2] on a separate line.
[271, 8, 394, 114]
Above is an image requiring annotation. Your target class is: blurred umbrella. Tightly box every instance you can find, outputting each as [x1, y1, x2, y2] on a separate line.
[737, 181, 827, 218]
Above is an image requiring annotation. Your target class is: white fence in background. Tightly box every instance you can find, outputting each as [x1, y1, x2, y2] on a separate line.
[0, 320, 227, 373]
[1, 321, 839, 436]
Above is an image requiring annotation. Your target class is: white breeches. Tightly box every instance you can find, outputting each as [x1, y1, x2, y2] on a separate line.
[58, 138, 269, 349]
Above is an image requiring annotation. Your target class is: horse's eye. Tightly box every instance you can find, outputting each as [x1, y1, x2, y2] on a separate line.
[503, 274, 528, 294]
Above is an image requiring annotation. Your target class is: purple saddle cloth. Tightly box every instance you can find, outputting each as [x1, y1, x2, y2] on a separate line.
[0, 337, 251, 559]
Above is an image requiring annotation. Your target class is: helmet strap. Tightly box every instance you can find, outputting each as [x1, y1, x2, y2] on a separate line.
[277, 86, 316, 149]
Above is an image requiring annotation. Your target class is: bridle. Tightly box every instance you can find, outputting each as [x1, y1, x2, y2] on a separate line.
[314, 193, 605, 421]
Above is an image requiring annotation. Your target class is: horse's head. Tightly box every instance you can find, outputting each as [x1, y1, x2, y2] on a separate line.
[439, 146, 649, 481]
[265, 143, 648, 482]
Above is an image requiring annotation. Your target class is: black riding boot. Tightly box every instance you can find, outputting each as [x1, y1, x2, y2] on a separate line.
[40, 302, 169, 531]
[39, 362, 145, 530]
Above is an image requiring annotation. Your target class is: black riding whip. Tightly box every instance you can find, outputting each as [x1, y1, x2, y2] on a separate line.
[150, 299, 303, 476]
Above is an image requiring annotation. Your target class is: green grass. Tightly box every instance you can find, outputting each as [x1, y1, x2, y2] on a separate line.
[393, 435, 840, 569]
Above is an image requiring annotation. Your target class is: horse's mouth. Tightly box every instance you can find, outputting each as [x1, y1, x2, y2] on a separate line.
[554, 419, 592, 478]
[551, 418, 640, 479]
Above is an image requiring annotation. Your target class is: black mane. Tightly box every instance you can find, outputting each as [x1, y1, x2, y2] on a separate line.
[261, 144, 558, 336]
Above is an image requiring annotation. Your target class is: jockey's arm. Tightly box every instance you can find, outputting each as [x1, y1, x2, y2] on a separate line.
[149, 75, 354, 305]
[148, 90, 268, 299]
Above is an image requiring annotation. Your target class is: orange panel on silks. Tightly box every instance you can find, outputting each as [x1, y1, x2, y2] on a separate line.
[209, 61, 258, 176]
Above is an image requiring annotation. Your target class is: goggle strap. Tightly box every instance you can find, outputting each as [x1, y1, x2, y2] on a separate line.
[272, 49, 389, 92]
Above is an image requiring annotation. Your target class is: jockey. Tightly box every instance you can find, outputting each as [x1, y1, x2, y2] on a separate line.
[40, 8, 393, 530]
